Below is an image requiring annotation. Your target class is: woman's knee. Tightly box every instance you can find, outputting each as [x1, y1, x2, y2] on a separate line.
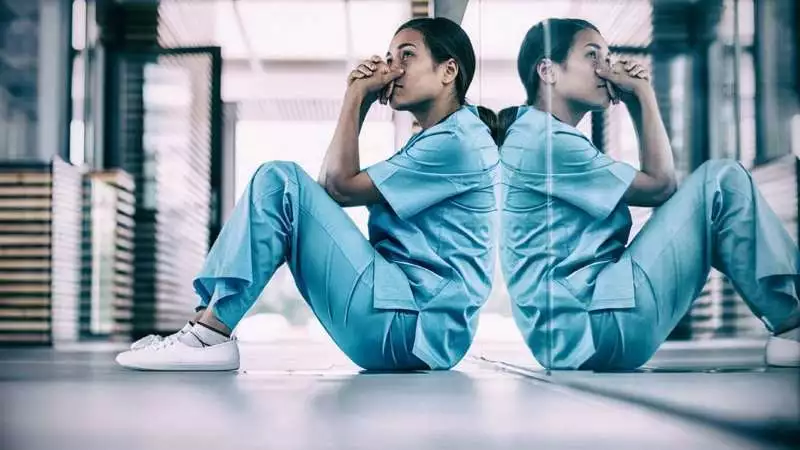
[251, 160, 305, 190]
[699, 159, 752, 191]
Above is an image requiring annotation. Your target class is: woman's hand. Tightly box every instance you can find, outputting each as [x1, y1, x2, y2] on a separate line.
[347, 55, 404, 105]
[596, 58, 651, 105]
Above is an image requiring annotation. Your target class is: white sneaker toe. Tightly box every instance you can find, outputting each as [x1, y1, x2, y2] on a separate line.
[765, 336, 800, 367]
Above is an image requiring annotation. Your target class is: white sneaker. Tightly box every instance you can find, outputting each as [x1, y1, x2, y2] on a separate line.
[765, 335, 800, 367]
[116, 337, 240, 371]
[130, 323, 193, 351]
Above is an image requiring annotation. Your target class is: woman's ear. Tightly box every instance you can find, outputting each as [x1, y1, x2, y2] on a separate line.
[441, 58, 459, 85]
[536, 58, 556, 85]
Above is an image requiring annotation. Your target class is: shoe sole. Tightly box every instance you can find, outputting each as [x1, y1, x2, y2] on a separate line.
[124, 363, 240, 372]
[116, 356, 240, 372]
[766, 361, 800, 368]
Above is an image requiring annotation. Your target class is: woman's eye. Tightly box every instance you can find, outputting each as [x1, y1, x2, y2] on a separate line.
[587, 51, 597, 59]
[401, 51, 413, 60]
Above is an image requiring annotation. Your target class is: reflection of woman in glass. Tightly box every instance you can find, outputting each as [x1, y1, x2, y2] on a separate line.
[500, 18, 799, 370]
[116, 17, 500, 372]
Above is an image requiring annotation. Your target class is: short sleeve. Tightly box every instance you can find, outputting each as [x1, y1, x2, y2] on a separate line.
[551, 130, 637, 218]
[366, 129, 486, 220]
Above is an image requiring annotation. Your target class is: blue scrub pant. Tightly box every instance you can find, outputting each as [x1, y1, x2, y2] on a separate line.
[582, 160, 800, 370]
[192, 161, 427, 371]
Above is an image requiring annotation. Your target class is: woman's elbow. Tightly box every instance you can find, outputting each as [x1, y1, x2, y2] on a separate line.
[323, 175, 352, 205]
[652, 176, 678, 206]
[324, 183, 348, 205]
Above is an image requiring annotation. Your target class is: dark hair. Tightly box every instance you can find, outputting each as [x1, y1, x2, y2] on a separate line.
[497, 106, 520, 146]
[476, 106, 499, 144]
[396, 17, 500, 143]
[476, 106, 521, 146]
[517, 18, 599, 105]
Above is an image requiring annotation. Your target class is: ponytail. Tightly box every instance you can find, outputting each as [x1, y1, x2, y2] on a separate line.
[475, 105, 521, 146]
[496, 106, 520, 146]
[475, 106, 499, 145]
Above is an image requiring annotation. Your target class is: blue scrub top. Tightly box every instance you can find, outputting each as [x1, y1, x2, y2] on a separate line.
[366, 104, 499, 369]
[500, 106, 638, 369]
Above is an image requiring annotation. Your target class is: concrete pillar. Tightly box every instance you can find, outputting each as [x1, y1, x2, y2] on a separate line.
[755, 0, 799, 162]
[651, 0, 723, 174]
[433, 0, 468, 23]
[0, 88, 6, 156]
[0, 0, 40, 162]
[221, 103, 238, 223]
[7, 110, 29, 159]
[36, 0, 72, 162]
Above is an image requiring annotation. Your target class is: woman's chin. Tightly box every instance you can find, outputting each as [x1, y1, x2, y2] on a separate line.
[592, 97, 612, 110]
[389, 98, 407, 111]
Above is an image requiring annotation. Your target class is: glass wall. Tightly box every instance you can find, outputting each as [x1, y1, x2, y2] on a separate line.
[58, 0, 794, 345]
[460, 0, 653, 338]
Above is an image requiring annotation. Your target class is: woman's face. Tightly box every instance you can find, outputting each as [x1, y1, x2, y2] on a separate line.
[385, 28, 451, 111]
[552, 28, 613, 110]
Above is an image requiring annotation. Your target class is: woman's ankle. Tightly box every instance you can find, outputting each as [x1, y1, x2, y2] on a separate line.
[192, 307, 207, 323]
[197, 308, 232, 336]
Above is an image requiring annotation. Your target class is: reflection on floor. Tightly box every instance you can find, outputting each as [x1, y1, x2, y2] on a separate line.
[473, 338, 799, 448]
[0, 338, 797, 450]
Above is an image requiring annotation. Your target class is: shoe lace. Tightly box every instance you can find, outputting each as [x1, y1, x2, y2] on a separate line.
[151, 333, 184, 350]
[131, 334, 162, 348]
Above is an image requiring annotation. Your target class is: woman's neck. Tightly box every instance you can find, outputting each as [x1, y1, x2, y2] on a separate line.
[533, 93, 587, 127]
[413, 97, 461, 130]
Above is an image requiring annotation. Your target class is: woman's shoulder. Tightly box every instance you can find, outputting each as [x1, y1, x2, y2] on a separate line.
[399, 108, 496, 170]
[453, 105, 488, 131]
[454, 106, 500, 148]
[503, 107, 545, 150]
[411, 106, 493, 150]
[508, 106, 572, 133]
[504, 107, 594, 151]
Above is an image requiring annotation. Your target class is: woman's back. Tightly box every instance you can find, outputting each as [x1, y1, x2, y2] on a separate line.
[500, 106, 638, 368]
[366, 104, 499, 368]
[501, 106, 633, 282]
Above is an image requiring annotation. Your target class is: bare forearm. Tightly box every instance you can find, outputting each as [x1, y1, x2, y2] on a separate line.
[323, 90, 368, 181]
[318, 90, 374, 185]
[629, 88, 676, 188]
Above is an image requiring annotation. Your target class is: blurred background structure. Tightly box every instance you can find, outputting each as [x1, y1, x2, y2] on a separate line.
[0, 0, 797, 347]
